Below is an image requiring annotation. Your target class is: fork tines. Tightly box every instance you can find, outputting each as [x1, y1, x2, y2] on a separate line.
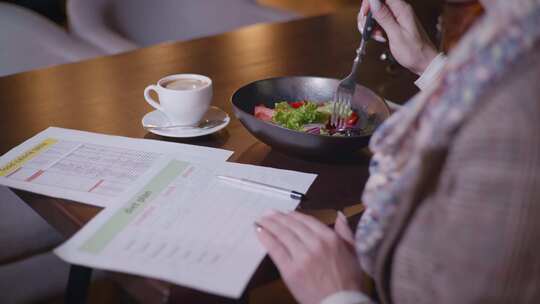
[332, 85, 354, 130]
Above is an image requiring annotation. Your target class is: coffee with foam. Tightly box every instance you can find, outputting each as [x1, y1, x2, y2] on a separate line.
[163, 78, 208, 91]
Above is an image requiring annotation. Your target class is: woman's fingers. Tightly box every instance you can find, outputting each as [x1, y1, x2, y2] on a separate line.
[372, 30, 387, 43]
[257, 211, 357, 263]
[268, 212, 322, 251]
[369, 0, 401, 39]
[360, 0, 370, 17]
[358, 10, 387, 42]
[256, 211, 366, 304]
[334, 211, 355, 247]
[358, 1, 385, 41]
[256, 226, 292, 270]
[289, 211, 334, 238]
[257, 212, 306, 254]
[385, 0, 415, 25]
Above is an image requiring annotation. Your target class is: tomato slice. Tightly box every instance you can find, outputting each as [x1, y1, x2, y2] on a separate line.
[289, 101, 305, 108]
[254, 105, 275, 122]
[346, 112, 359, 126]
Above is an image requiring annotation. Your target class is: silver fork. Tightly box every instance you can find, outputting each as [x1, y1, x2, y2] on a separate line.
[332, 12, 376, 130]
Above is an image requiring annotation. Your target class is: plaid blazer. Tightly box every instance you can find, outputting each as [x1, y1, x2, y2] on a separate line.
[374, 49, 540, 303]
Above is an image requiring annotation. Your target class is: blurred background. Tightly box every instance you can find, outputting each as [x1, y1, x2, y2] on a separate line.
[0, 0, 368, 77]
[0, 0, 447, 77]
[1, 0, 359, 25]
[2, 0, 67, 23]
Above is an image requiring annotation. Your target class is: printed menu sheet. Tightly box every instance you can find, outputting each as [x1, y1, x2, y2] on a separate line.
[55, 158, 317, 298]
[0, 127, 232, 207]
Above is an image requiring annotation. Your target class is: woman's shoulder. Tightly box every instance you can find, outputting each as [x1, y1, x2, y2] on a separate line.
[456, 50, 540, 153]
[443, 50, 540, 209]
[390, 51, 540, 304]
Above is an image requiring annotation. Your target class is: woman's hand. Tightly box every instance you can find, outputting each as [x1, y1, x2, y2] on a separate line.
[256, 211, 367, 304]
[358, 0, 438, 75]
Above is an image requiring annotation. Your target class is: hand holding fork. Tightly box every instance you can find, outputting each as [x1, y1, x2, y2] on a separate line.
[332, 11, 377, 130]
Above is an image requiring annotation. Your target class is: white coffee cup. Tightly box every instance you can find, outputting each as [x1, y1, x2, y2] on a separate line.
[144, 74, 212, 126]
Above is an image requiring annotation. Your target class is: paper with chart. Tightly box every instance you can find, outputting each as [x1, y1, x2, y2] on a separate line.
[54, 159, 317, 298]
[0, 127, 232, 207]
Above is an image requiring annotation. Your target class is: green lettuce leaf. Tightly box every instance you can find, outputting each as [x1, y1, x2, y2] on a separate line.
[272, 101, 328, 131]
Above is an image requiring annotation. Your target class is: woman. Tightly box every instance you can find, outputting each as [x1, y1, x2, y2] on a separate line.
[256, 0, 540, 303]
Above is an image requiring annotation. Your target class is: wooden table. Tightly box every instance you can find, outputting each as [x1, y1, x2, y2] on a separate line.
[0, 8, 418, 303]
[258, 0, 359, 16]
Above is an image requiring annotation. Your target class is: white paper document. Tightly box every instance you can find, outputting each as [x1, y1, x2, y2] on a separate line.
[0, 127, 232, 207]
[54, 158, 317, 298]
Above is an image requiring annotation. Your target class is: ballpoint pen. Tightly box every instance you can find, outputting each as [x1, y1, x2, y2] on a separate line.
[216, 175, 306, 200]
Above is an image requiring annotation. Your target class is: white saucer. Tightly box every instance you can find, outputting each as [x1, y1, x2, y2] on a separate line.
[142, 106, 230, 138]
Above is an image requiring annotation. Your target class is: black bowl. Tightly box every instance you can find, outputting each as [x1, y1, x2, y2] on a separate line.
[231, 76, 390, 157]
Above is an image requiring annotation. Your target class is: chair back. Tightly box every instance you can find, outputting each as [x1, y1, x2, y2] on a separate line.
[0, 3, 102, 76]
[68, 0, 297, 53]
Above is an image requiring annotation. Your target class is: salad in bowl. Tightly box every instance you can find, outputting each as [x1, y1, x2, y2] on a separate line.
[254, 100, 372, 136]
[230, 76, 390, 157]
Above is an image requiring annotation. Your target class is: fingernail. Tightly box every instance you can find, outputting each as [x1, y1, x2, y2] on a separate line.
[254, 222, 263, 232]
[374, 34, 387, 43]
[369, 0, 382, 12]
